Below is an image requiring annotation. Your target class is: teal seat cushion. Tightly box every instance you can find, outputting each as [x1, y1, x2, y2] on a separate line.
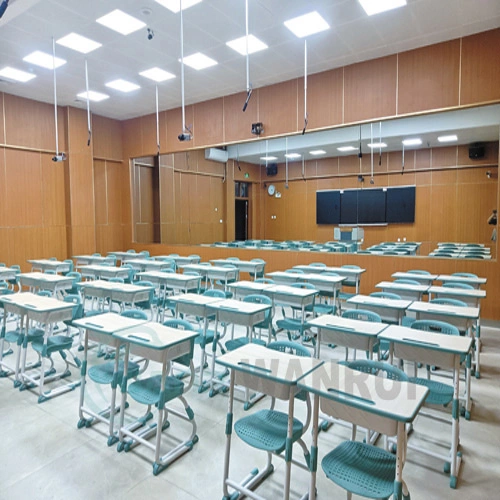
[225, 337, 266, 352]
[128, 374, 184, 406]
[88, 361, 140, 385]
[322, 441, 396, 499]
[409, 377, 454, 406]
[235, 409, 303, 454]
[31, 335, 73, 356]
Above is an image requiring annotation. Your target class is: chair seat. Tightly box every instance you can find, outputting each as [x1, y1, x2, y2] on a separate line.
[409, 377, 454, 406]
[31, 335, 73, 356]
[225, 337, 266, 352]
[5, 327, 44, 344]
[128, 374, 184, 406]
[88, 361, 140, 385]
[338, 292, 356, 301]
[322, 441, 396, 500]
[195, 328, 216, 348]
[235, 409, 303, 454]
[276, 318, 309, 333]
[401, 317, 415, 328]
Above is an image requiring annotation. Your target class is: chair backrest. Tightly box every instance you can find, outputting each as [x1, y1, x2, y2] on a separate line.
[48, 257, 57, 261]
[139, 250, 150, 257]
[63, 294, 84, 321]
[411, 319, 460, 336]
[162, 319, 195, 366]
[203, 289, 226, 298]
[121, 264, 136, 283]
[341, 265, 361, 287]
[227, 257, 240, 261]
[120, 309, 148, 320]
[243, 294, 272, 323]
[255, 278, 275, 284]
[342, 309, 382, 322]
[37, 290, 52, 297]
[430, 298, 467, 307]
[127, 249, 136, 253]
[134, 280, 154, 306]
[63, 259, 74, 273]
[442, 282, 474, 289]
[0, 263, 5, 267]
[309, 262, 326, 268]
[188, 254, 200, 261]
[285, 268, 304, 273]
[452, 272, 478, 279]
[44, 269, 56, 275]
[370, 291, 402, 300]
[109, 277, 124, 283]
[407, 270, 431, 275]
[321, 271, 340, 277]
[267, 340, 310, 357]
[10, 264, 21, 271]
[394, 279, 420, 285]
[343, 359, 409, 381]
[92, 253, 101, 257]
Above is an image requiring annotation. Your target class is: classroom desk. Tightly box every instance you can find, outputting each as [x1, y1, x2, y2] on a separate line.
[182, 264, 239, 290]
[376, 280, 429, 302]
[79, 265, 130, 281]
[167, 293, 225, 391]
[298, 361, 428, 500]
[159, 255, 201, 268]
[27, 259, 71, 274]
[346, 294, 412, 325]
[436, 274, 487, 289]
[407, 301, 480, 381]
[73, 255, 114, 266]
[107, 251, 140, 263]
[391, 272, 437, 286]
[428, 286, 486, 308]
[1, 292, 76, 402]
[379, 324, 473, 488]
[210, 259, 265, 278]
[266, 271, 305, 286]
[308, 314, 389, 359]
[216, 343, 322, 500]
[207, 299, 272, 400]
[227, 280, 274, 300]
[137, 271, 201, 295]
[79, 280, 153, 313]
[115, 322, 198, 475]
[125, 259, 171, 272]
[293, 265, 366, 293]
[18, 272, 74, 298]
[0, 268, 17, 282]
[73, 312, 148, 444]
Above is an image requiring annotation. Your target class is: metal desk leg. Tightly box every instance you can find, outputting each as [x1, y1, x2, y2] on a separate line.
[284, 390, 295, 500]
[449, 357, 462, 489]
[309, 394, 320, 500]
[222, 371, 235, 500]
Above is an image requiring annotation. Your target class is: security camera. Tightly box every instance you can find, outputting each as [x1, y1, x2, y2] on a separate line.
[251, 122, 263, 136]
[147, 28, 154, 40]
[52, 153, 66, 162]
[178, 132, 192, 142]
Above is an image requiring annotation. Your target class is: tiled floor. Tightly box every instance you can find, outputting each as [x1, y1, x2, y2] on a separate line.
[1, 316, 499, 500]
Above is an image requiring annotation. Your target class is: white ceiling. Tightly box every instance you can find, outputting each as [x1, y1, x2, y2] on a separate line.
[0, 0, 499, 121]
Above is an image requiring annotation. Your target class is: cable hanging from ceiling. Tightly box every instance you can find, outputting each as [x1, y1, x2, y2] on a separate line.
[52, 37, 66, 162]
[242, 0, 252, 111]
[178, 0, 192, 141]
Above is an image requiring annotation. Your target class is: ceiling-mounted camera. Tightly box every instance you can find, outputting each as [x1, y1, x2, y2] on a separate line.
[52, 153, 67, 162]
[251, 122, 263, 136]
[147, 28, 154, 40]
[178, 132, 192, 142]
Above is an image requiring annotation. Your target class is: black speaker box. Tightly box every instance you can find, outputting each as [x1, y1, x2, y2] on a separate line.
[266, 163, 278, 176]
[469, 143, 485, 160]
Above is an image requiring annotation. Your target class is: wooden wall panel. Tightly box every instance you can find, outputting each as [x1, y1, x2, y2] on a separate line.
[92, 115, 123, 160]
[93, 160, 107, 225]
[41, 154, 66, 227]
[0, 94, 4, 144]
[344, 55, 397, 123]
[258, 80, 298, 137]
[166, 105, 194, 153]
[160, 165, 175, 225]
[139, 166, 154, 223]
[461, 28, 500, 105]
[122, 117, 144, 159]
[429, 184, 457, 242]
[223, 91, 259, 144]
[398, 40, 460, 114]
[106, 162, 125, 224]
[297, 68, 343, 130]
[193, 97, 224, 148]
[432, 146, 458, 168]
[9, 227, 45, 270]
[0, 148, 6, 228]
[41, 226, 67, 260]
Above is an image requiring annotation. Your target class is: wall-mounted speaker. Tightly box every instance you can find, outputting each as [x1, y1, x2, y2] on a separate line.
[266, 163, 278, 176]
[469, 143, 485, 160]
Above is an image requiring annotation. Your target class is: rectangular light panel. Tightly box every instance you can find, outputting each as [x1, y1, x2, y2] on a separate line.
[23, 51, 66, 69]
[402, 138, 422, 146]
[77, 90, 109, 102]
[309, 150, 326, 156]
[358, 0, 407, 16]
[182, 52, 217, 70]
[96, 9, 146, 35]
[105, 79, 140, 92]
[154, 0, 202, 13]
[226, 35, 268, 55]
[438, 135, 458, 143]
[57, 33, 102, 54]
[0, 66, 36, 82]
[285, 153, 301, 159]
[368, 142, 387, 148]
[260, 156, 277, 161]
[140, 67, 176, 82]
[337, 146, 357, 152]
[284, 11, 329, 38]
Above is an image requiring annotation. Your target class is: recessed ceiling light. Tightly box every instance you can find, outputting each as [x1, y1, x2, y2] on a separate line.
[0, 66, 36, 82]
[260, 156, 277, 161]
[337, 146, 357, 152]
[285, 153, 301, 159]
[181, 52, 217, 70]
[226, 35, 268, 55]
[77, 90, 109, 102]
[105, 79, 140, 92]
[438, 134, 458, 143]
[96, 9, 146, 35]
[402, 138, 422, 146]
[154, 0, 202, 13]
[358, 0, 407, 16]
[284, 11, 329, 38]
[368, 142, 387, 148]
[57, 33, 102, 54]
[310, 150, 326, 156]
[23, 51, 66, 69]
[139, 67, 176, 82]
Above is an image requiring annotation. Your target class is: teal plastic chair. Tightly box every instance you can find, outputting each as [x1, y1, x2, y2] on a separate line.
[407, 270, 431, 275]
[249, 258, 266, 280]
[394, 279, 420, 285]
[430, 298, 467, 307]
[134, 280, 159, 319]
[442, 282, 474, 290]
[338, 265, 362, 303]
[63, 259, 74, 275]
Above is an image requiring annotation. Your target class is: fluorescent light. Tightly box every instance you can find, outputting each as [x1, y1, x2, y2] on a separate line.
[77, 90, 109, 102]
[260, 156, 277, 161]
[402, 138, 422, 146]
[57, 33, 101, 54]
[181, 52, 217, 70]
[284, 11, 329, 38]
[105, 79, 140, 92]
[368, 142, 387, 148]
[337, 146, 357, 152]
[0, 66, 36, 82]
[226, 35, 268, 55]
[154, 0, 202, 13]
[358, 0, 407, 16]
[438, 134, 458, 143]
[310, 150, 326, 156]
[96, 9, 146, 35]
[139, 67, 176, 82]
[23, 51, 66, 69]
[285, 153, 301, 159]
